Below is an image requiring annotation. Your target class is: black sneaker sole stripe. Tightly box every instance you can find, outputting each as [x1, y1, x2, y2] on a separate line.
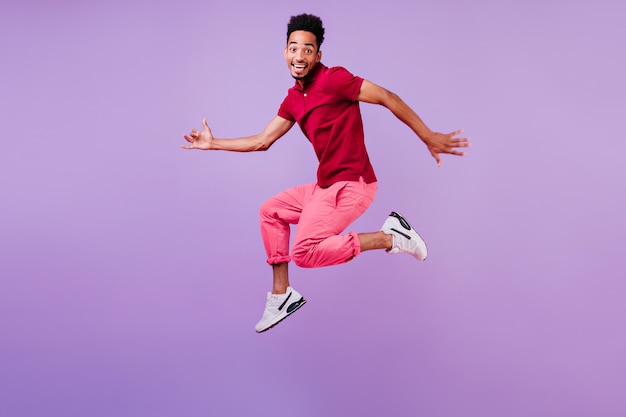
[286, 297, 305, 314]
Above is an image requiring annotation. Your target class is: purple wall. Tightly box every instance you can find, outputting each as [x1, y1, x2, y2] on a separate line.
[2, 0, 625, 416]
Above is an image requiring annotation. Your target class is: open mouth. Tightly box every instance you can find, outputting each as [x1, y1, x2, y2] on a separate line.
[292, 63, 307, 73]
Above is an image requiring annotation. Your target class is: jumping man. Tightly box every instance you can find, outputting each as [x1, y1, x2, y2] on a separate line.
[182, 14, 470, 332]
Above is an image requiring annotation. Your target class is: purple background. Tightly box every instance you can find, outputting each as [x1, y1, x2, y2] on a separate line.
[2, 0, 625, 416]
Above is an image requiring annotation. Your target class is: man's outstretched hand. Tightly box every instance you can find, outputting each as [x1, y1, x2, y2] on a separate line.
[181, 118, 213, 150]
[421, 129, 470, 166]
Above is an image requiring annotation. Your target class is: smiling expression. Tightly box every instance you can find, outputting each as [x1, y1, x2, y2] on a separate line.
[284, 30, 322, 84]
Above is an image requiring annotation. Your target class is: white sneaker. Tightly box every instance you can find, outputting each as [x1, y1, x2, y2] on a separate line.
[381, 211, 428, 260]
[254, 286, 306, 333]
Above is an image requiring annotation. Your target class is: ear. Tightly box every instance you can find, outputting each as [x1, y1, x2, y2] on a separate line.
[316, 49, 322, 63]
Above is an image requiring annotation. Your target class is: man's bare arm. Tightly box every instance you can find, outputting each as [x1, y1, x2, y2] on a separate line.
[358, 80, 470, 166]
[182, 116, 295, 152]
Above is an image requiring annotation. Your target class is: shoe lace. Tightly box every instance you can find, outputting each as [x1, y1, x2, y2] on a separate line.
[266, 293, 286, 310]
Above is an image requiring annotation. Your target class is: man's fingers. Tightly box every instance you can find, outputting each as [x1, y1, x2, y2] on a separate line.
[430, 149, 442, 166]
[453, 139, 471, 147]
[202, 118, 209, 130]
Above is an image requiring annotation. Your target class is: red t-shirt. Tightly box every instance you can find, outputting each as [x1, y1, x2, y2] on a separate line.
[277, 64, 377, 188]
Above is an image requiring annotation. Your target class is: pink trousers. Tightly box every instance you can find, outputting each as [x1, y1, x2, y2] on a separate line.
[260, 177, 378, 268]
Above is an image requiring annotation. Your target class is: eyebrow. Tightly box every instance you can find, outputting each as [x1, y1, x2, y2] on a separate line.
[289, 41, 316, 48]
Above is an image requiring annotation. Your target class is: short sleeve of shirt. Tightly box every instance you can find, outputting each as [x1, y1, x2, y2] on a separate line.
[277, 96, 295, 122]
[326, 66, 364, 101]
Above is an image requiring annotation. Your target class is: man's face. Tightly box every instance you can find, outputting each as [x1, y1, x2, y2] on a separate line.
[284, 30, 322, 82]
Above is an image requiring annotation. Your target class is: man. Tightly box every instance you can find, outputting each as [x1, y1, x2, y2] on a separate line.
[182, 14, 470, 333]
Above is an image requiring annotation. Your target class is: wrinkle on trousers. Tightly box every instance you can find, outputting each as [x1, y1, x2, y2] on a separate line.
[260, 177, 377, 268]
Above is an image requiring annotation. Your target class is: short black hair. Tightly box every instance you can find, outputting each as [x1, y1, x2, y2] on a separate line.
[286, 14, 325, 48]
